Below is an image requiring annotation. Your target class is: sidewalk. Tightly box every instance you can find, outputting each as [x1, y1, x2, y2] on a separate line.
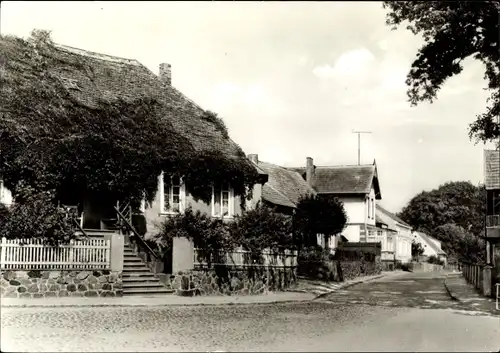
[443, 273, 498, 312]
[0, 291, 316, 308]
[288, 270, 405, 299]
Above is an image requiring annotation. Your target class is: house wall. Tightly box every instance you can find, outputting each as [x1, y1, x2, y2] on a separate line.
[342, 224, 361, 242]
[144, 178, 249, 237]
[339, 196, 366, 224]
[395, 224, 413, 263]
[0, 181, 13, 206]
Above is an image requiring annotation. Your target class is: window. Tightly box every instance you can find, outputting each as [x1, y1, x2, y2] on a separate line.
[212, 183, 233, 218]
[371, 198, 375, 220]
[161, 174, 185, 214]
[367, 197, 371, 219]
[387, 235, 394, 252]
[367, 229, 376, 242]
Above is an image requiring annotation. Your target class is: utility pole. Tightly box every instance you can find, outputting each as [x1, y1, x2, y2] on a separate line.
[352, 130, 372, 165]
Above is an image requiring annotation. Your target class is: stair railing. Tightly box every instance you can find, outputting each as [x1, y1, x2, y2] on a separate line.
[114, 205, 160, 262]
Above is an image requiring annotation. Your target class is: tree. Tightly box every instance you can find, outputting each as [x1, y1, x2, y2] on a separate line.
[433, 223, 485, 263]
[294, 195, 347, 248]
[383, 1, 500, 144]
[397, 181, 485, 237]
[411, 240, 425, 259]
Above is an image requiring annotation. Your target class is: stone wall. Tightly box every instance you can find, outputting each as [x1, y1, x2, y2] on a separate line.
[158, 266, 297, 296]
[411, 262, 443, 273]
[1, 269, 122, 299]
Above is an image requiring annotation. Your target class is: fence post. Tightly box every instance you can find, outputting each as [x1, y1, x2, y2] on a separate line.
[0, 237, 6, 270]
[482, 265, 493, 297]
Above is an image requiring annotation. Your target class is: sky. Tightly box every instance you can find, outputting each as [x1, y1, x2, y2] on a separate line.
[1, 1, 496, 212]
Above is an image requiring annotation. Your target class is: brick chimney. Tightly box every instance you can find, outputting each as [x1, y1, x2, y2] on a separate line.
[306, 157, 314, 185]
[159, 63, 171, 86]
[248, 154, 259, 164]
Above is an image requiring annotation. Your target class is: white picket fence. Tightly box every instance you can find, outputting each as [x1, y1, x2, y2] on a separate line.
[194, 247, 298, 268]
[0, 237, 111, 270]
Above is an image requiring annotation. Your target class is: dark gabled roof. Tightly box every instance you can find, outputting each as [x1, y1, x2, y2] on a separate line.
[413, 231, 446, 256]
[289, 163, 381, 199]
[376, 204, 411, 229]
[254, 161, 316, 209]
[484, 149, 500, 190]
[0, 36, 251, 163]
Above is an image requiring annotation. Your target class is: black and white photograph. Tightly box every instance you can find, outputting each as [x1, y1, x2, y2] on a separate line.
[0, 1, 499, 352]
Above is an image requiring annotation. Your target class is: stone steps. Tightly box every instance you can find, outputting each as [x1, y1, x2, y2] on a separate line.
[122, 244, 173, 296]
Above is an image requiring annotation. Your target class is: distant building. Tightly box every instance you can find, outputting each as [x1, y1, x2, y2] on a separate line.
[412, 231, 447, 265]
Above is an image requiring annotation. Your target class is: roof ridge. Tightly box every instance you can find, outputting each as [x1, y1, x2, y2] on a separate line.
[315, 164, 375, 168]
[54, 43, 142, 66]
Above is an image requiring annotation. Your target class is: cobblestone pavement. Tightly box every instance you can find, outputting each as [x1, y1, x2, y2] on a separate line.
[1, 272, 499, 352]
[318, 271, 499, 317]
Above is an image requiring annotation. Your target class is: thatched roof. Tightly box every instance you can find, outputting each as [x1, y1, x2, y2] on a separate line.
[252, 160, 316, 208]
[0, 35, 249, 162]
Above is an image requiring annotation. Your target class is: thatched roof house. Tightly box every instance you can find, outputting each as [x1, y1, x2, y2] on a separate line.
[247, 154, 315, 214]
[0, 34, 249, 160]
[0, 33, 265, 228]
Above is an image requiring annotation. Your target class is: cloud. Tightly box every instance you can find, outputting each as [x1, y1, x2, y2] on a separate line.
[312, 47, 376, 81]
[312, 64, 336, 79]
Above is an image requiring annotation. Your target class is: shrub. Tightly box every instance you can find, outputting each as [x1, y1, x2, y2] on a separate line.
[0, 189, 77, 245]
[153, 207, 232, 256]
[297, 246, 335, 280]
[427, 255, 445, 266]
[230, 203, 293, 253]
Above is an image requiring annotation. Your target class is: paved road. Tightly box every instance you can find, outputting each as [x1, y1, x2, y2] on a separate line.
[320, 271, 499, 316]
[1, 272, 499, 352]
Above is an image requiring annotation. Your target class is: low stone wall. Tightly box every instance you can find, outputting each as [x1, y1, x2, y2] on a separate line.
[158, 266, 297, 296]
[411, 262, 443, 273]
[1, 269, 123, 299]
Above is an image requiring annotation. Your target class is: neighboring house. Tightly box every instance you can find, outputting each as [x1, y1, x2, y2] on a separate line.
[374, 205, 397, 268]
[247, 154, 315, 216]
[484, 149, 500, 265]
[290, 158, 382, 245]
[0, 180, 13, 207]
[412, 231, 447, 264]
[246, 154, 333, 249]
[376, 205, 412, 264]
[1, 38, 266, 234]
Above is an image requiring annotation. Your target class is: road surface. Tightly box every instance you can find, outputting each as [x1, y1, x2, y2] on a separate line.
[1, 272, 499, 352]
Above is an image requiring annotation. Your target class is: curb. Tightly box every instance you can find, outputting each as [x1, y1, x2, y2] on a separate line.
[313, 274, 386, 300]
[443, 274, 461, 302]
[0, 298, 313, 309]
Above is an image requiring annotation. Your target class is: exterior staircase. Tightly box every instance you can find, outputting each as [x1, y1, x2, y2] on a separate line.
[78, 229, 173, 296]
[123, 244, 174, 296]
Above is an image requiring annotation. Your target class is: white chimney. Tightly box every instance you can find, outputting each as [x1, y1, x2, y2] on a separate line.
[306, 157, 314, 185]
[159, 63, 171, 85]
[248, 154, 259, 164]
